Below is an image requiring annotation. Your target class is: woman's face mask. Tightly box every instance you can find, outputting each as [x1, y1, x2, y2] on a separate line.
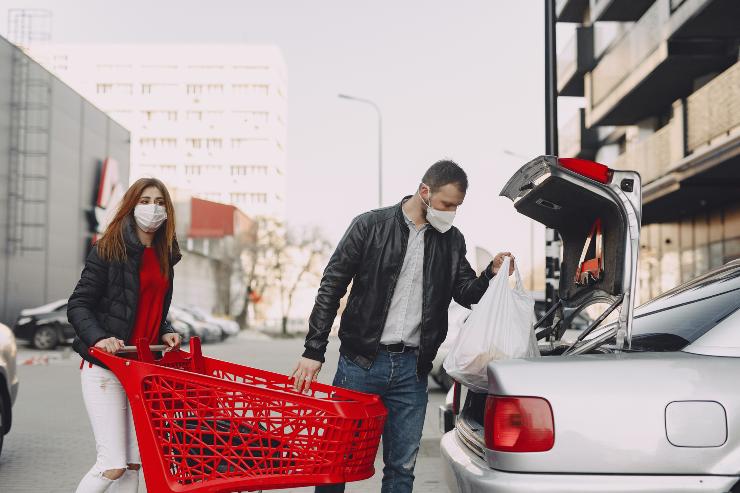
[420, 183, 456, 233]
[134, 203, 167, 233]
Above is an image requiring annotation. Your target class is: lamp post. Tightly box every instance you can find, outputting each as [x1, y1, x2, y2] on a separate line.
[338, 94, 383, 208]
[544, 0, 562, 332]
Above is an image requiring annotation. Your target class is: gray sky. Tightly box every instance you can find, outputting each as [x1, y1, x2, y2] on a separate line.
[1, 0, 581, 278]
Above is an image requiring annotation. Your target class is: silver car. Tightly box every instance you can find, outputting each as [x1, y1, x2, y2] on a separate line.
[441, 156, 740, 492]
[0, 322, 19, 457]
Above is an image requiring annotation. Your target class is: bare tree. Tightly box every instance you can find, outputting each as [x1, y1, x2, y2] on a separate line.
[234, 217, 284, 329]
[274, 227, 332, 335]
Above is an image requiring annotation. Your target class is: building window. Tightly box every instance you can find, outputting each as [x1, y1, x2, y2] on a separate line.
[140, 138, 156, 149]
[206, 84, 224, 95]
[231, 138, 267, 149]
[232, 83, 269, 96]
[159, 138, 177, 149]
[144, 110, 178, 122]
[204, 165, 223, 175]
[230, 165, 269, 176]
[185, 165, 202, 176]
[206, 138, 223, 150]
[186, 138, 203, 149]
[234, 111, 269, 125]
[141, 83, 176, 95]
[160, 164, 177, 177]
[97, 83, 113, 94]
[186, 111, 203, 121]
[115, 84, 133, 95]
[187, 84, 204, 96]
[203, 110, 224, 122]
[230, 192, 268, 205]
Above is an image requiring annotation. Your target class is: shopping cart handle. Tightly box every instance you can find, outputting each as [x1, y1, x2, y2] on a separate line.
[117, 345, 169, 353]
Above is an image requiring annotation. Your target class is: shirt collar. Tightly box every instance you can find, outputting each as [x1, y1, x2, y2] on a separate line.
[402, 198, 427, 231]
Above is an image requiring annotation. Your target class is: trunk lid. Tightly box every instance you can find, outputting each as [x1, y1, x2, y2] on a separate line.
[499, 155, 641, 351]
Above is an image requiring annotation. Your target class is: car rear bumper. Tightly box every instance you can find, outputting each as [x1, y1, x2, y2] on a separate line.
[441, 432, 739, 493]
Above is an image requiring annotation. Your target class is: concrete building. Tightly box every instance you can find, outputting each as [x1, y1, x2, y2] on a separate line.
[556, 0, 740, 302]
[172, 195, 256, 316]
[0, 34, 130, 325]
[26, 43, 288, 219]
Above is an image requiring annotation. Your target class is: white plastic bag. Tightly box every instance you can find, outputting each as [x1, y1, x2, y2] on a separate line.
[443, 256, 539, 392]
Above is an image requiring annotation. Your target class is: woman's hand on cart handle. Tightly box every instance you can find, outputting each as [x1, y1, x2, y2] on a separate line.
[94, 337, 125, 354]
[161, 333, 182, 352]
[292, 357, 322, 393]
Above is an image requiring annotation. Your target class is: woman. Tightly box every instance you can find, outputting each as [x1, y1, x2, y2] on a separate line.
[68, 178, 182, 492]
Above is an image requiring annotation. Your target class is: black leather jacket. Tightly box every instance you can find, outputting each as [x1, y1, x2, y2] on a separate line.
[68, 217, 181, 367]
[303, 198, 493, 375]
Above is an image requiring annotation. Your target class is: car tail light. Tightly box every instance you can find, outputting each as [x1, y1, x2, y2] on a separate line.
[484, 396, 554, 452]
[558, 157, 612, 184]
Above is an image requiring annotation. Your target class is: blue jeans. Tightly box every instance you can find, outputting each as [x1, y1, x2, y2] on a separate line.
[315, 349, 428, 493]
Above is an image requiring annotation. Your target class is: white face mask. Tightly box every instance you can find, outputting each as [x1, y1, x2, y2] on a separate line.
[420, 183, 456, 233]
[134, 203, 167, 233]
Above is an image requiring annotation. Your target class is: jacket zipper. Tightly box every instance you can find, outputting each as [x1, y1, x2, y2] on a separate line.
[417, 231, 432, 377]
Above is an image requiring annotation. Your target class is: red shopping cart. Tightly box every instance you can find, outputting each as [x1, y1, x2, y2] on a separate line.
[90, 337, 386, 493]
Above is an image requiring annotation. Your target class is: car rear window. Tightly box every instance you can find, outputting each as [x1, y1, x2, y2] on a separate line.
[629, 286, 740, 351]
[582, 265, 740, 351]
[624, 265, 740, 351]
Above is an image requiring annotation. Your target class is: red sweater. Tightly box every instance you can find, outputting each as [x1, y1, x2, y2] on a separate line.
[129, 248, 169, 345]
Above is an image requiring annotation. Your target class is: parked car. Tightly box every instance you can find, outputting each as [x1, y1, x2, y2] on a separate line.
[442, 156, 737, 493]
[166, 312, 194, 343]
[13, 299, 75, 350]
[183, 306, 240, 339]
[0, 323, 19, 457]
[169, 306, 221, 343]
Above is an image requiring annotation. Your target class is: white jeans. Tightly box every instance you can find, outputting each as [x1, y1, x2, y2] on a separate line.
[76, 363, 141, 493]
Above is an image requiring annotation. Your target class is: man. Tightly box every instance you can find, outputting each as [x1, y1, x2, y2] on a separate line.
[293, 160, 514, 493]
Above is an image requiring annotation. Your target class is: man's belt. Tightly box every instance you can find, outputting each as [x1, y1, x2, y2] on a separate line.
[379, 343, 418, 353]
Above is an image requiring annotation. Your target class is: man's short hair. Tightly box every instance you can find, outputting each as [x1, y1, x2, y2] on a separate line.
[422, 160, 468, 193]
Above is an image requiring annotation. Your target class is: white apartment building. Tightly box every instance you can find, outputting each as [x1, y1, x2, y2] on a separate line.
[27, 43, 287, 219]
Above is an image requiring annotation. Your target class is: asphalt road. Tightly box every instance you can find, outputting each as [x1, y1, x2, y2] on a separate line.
[0, 332, 449, 492]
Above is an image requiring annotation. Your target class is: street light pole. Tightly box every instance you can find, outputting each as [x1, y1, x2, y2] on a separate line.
[544, 0, 562, 333]
[338, 94, 383, 208]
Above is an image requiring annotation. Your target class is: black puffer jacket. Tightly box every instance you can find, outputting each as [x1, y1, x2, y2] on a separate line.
[69, 217, 182, 367]
[303, 197, 493, 376]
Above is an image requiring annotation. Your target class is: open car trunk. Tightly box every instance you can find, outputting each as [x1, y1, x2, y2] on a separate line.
[500, 155, 641, 353]
[455, 156, 642, 456]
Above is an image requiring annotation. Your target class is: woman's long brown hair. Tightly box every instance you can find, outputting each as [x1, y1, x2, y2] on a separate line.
[97, 178, 177, 276]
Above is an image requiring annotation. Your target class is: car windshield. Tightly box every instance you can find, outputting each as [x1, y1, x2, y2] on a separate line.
[592, 264, 740, 351]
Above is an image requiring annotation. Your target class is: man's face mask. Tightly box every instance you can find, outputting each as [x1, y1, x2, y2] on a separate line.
[134, 203, 167, 233]
[420, 183, 456, 233]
